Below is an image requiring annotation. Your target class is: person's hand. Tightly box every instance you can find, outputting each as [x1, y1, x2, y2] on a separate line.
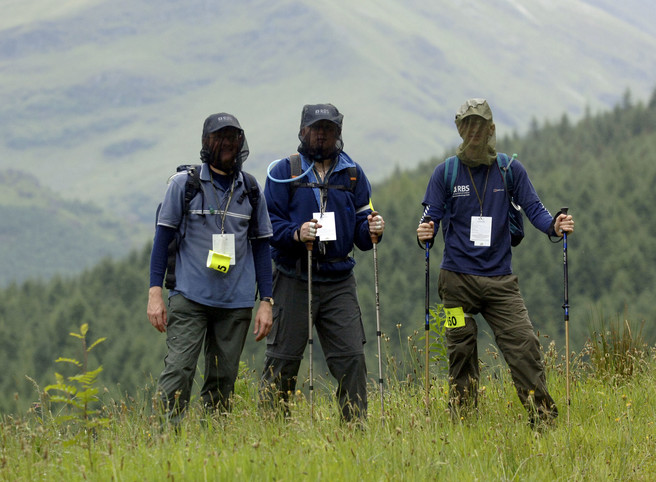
[253, 300, 273, 342]
[147, 286, 167, 333]
[417, 221, 435, 242]
[298, 219, 322, 243]
[554, 214, 574, 236]
[368, 213, 385, 237]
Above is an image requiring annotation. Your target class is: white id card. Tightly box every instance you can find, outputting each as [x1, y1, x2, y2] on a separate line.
[470, 216, 492, 247]
[313, 211, 337, 241]
[212, 233, 236, 265]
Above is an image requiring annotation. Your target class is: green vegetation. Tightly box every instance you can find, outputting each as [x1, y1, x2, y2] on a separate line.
[3, 320, 655, 480]
[43, 323, 109, 468]
[2, 94, 656, 416]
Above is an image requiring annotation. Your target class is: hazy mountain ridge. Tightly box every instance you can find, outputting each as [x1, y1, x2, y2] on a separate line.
[1, 0, 655, 285]
[0, 169, 148, 284]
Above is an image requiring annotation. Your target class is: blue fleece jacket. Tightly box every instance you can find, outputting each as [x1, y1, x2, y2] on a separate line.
[265, 152, 376, 281]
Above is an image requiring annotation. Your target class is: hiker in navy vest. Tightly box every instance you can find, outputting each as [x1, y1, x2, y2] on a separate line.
[260, 103, 385, 422]
[417, 99, 574, 428]
[147, 113, 273, 425]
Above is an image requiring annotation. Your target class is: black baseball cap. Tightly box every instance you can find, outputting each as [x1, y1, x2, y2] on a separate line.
[299, 104, 343, 130]
[202, 113, 243, 138]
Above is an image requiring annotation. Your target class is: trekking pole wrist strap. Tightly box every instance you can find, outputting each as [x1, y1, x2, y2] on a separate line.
[417, 236, 434, 250]
[548, 210, 565, 243]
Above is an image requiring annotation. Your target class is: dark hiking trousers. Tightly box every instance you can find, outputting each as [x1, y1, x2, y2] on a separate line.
[438, 269, 557, 422]
[260, 270, 367, 421]
[156, 294, 251, 424]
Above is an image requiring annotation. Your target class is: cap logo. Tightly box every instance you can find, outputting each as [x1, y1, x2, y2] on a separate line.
[216, 116, 233, 122]
[315, 109, 331, 115]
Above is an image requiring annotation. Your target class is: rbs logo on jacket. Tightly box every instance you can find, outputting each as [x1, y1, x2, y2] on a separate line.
[452, 185, 470, 198]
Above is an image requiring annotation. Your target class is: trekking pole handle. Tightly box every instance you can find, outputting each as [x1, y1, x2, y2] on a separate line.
[370, 210, 379, 244]
[305, 219, 318, 251]
[560, 207, 569, 237]
[423, 215, 432, 229]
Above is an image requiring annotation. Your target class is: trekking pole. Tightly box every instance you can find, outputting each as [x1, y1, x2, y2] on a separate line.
[561, 207, 570, 425]
[306, 238, 314, 422]
[370, 211, 385, 423]
[423, 215, 432, 412]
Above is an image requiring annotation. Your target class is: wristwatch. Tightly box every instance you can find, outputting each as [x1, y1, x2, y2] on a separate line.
[261, 297, 274, 306]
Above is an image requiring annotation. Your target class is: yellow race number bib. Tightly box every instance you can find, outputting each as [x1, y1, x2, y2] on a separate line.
[444, 307, 466, 328]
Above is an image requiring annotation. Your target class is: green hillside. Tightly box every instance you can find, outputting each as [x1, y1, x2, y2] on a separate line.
[1, 0, 655, 228]
[2, 95, 656, 415]
[0, 170, 148, 284]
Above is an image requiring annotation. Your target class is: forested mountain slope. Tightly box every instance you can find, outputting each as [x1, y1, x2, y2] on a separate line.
[2, 94, 655, 414]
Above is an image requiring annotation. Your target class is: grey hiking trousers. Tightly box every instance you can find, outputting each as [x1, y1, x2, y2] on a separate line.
[438, 269, 557, 421]
[260, 270, 367, 421]
[156, 294, 251, 423]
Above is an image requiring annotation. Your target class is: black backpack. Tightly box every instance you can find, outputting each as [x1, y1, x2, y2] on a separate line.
[156, 164, 261, 289]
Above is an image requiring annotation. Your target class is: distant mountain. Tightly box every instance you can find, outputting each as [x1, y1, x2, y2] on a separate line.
[0, 170, 147, 285]
[1, 0, 655, 283]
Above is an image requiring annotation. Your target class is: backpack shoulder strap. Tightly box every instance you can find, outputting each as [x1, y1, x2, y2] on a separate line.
[183, 165, 202, 213]
[346, 166, 357, 192]
[496, 153, 515, 197]
[163, 164, 201, 290]
[439, 156, 459, 237]
[289, 154, 303, 197]
[288, 153, 357, 194]
[239, 171, 261, 236]
[240, 171, 260, 207]
[289, 154, 302, 178]
[443, 156, 459, 198]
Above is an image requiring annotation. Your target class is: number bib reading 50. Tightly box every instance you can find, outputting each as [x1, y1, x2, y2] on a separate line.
[444, 307, 466, 328]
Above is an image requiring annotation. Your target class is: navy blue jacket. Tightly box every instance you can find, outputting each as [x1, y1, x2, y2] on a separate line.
[422, 155, 554, 276]
[265, 152, 375, 281]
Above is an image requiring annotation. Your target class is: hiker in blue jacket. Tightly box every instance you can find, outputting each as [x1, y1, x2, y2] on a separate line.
[260, 103, 385, 421]
[417, 99, 574, 427]
[147, 113, 273, 425]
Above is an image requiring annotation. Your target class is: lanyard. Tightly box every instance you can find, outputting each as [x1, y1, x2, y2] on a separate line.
[312, 162, 335, 215]
[467, 165, 491, 216]
[208, 171, 236, 234]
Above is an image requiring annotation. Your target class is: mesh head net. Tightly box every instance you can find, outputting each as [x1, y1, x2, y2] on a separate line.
[454, 99, 497, 167]
[200, 113, 249, 172]
[297, 103, 344, 161]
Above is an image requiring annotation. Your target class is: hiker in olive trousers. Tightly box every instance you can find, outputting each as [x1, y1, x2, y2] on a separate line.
[417, 99, 574, 427]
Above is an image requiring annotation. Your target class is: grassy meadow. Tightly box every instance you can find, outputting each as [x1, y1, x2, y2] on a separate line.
[2, 322, 655, 481]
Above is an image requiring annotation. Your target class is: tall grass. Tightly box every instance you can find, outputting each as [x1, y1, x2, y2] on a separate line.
[586, 314, 650, 380]
[2, 322, 656, 480]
